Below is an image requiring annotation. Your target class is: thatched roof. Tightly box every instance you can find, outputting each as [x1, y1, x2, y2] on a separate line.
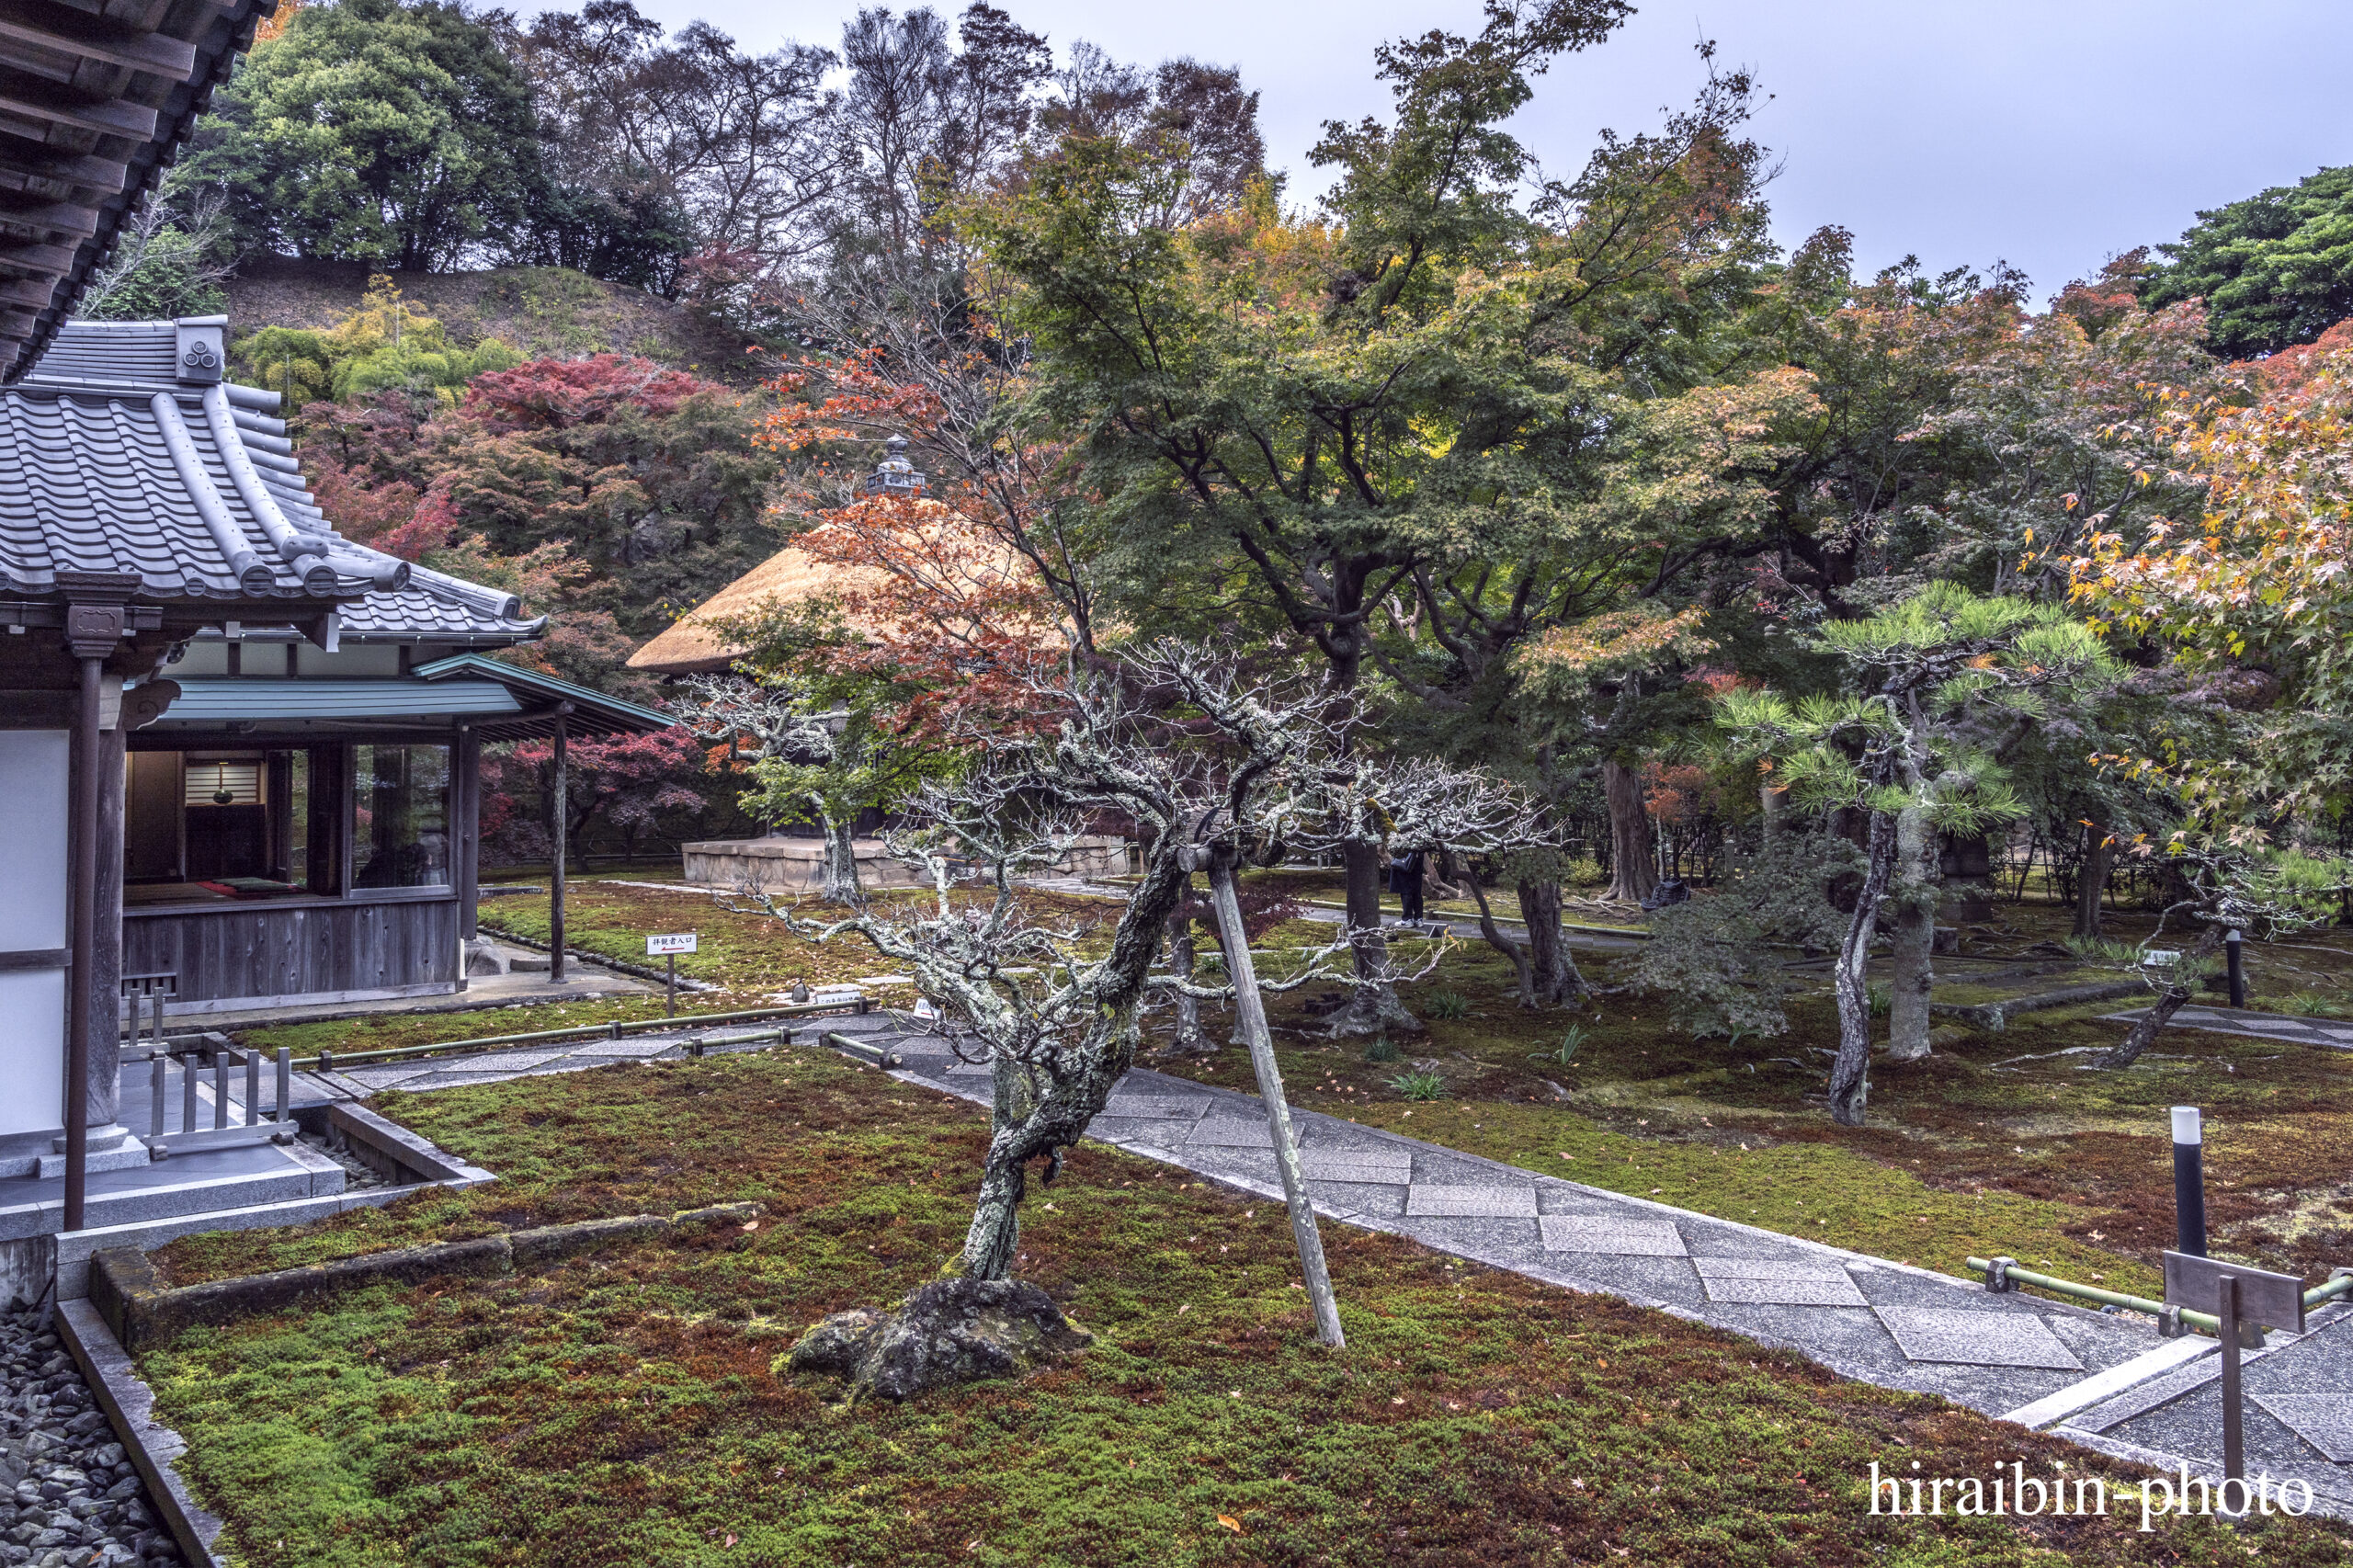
[626, 545, 891, 675]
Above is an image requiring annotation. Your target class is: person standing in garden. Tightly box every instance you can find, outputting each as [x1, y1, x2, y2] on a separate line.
[1390, 848, 1427, 926]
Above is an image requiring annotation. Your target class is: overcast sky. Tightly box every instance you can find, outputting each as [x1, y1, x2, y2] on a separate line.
[631, 0, 2353, 306]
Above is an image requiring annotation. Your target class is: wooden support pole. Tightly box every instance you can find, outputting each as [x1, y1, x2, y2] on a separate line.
[549, 708, 569, 984]
[2219, 1273, 2245, 1509]
[62, 646, 104, 1232]
[1208, 846, 1344, 1348]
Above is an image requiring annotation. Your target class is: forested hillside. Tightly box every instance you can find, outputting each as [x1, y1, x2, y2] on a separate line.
[224, 257, 758, 381]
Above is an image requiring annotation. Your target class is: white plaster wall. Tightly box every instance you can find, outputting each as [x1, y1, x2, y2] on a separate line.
[0, 732, 68, 1136]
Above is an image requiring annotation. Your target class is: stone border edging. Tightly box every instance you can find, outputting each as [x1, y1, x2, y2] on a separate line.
[55, 1299, 231, 1568]
[472, 922, 721, 991]
[1932, 979, 2150, 1030]
[89, 1200, 766, 1353]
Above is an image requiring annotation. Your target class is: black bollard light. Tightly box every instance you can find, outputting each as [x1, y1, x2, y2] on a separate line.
[2172, 1105, 2208, 1258]
[2225, 927, 2246, 1009]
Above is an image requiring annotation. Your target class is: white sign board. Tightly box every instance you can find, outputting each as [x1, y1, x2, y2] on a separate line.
[646, 933, 699, 956]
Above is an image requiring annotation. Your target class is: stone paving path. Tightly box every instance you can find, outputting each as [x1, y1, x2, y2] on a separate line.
[295, 1006, 2353, 1513]
[2102, 1003, 2353, 1051]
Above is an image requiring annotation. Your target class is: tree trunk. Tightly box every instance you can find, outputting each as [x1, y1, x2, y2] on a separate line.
[2073, 825, 2113, 940]
[1886, 806, 1938, 1062]
[1828, 810, 1897, 1126]
[1518, 879, 1583, 1005]
[1164, 897, 1211, 1055]
[2097, 924, 2223, 1069]
[1761, 781, 1786, 846]
[1324, 838, 1421, 1036]
[1469, 879, 1534, 1005]
[821, 814, 862, 904]
[1209, 852, 1345, 1347]
[961, 1144, 1028, 1281]
[1601, 759, 1657, 903]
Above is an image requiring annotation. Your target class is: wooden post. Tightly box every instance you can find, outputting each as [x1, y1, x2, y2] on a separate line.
[454, 725, 480, 942]
[1208, 846, 1344, 1348]
[2219, 1273, 2245, 1507]
[63, 640, 108, 1232]
[549, 707, 569, 984]
[665, 952, 676, 1017]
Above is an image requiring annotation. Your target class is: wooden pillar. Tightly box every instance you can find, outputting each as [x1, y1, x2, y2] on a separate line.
[87, 719, 125, 1132]
[61, 593, 128, 1233]
[266, 750, 293, 882]
[454, 726, 480, 942]
[549, 707, 570, 983]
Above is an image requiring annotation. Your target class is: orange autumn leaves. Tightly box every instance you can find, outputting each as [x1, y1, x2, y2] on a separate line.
[754, 352, 1071, 744]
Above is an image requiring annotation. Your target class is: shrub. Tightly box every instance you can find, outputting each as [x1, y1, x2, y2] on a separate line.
[1623, 831, 1854, 1039]
[1529, 1024, 1588, 1066]
[1424, 989, 1471, 1020]
[1386, 1069, 1448, 1101]
[1363, 1036, 1401, 1063]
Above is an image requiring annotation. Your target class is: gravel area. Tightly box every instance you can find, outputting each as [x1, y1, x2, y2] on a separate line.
[298, 1130, 387, 1191]
[0, 1310, 180, 1567]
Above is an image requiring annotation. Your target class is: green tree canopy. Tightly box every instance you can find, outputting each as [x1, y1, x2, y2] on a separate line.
[184, 0, 543, 270]
[2141, 165, 2353, 358]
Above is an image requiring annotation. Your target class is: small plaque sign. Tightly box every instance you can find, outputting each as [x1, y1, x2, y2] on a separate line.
[646, 933, 699, 956]
[2164, 1251, 2304, 1333]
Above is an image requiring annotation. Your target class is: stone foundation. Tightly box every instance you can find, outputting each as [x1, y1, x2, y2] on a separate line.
[680, 835, 1131, 893]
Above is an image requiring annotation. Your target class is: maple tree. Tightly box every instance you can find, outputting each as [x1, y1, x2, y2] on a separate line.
[2071, 324, 2353, 826]
[481, 728, 710, 865]
[971, 7, 1775, 1032]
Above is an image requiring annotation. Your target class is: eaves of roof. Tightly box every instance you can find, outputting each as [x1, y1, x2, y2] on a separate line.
[157, 677, 525, 723]
[0, 0, 279, 379]
[413, 653, 678, 737]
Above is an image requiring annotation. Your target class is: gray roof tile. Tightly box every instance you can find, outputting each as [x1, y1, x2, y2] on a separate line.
[1, 322, 540, 643]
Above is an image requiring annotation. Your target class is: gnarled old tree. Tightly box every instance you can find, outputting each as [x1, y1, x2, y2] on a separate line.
[2090, 843, 2334, 1069]
[1718, 585, 2118, 1124]
[750, 642, 1540, 1392]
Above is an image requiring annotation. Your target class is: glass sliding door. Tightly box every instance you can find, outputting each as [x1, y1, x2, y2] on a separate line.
[352, 744, 453, 889]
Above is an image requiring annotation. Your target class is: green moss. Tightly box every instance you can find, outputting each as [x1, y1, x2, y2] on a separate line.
[142, 1049, 2349, 1567]
[1146, 947, 2353, 1290]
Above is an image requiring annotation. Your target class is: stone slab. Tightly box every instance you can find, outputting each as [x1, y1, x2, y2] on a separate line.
[1187, 1119, 1276, 1148]
[567, 1040, 677, 1058]
[1101, 1094, 1212, 1119]
[1298, 1152, 1413, 1184]
[2001, 1335, 2218, 1430]
[2253, 1395, 2353, 1462]
[1693, 1256, 1869, 1306]
[1875, 1306, 2085, 1371]
[431, 1049, 574, 1074]
[1537, 1214, 1686, 1256]
[1406, 1184, 1539, 1218]
[1300, 1179, 1409, 1217]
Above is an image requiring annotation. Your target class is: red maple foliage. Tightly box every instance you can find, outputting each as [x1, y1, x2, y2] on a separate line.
[480, 727, 710, 864]
[462, 354, 711, 430]
[748, 347, 1074, 744]
[2229, 316, 2353, 400]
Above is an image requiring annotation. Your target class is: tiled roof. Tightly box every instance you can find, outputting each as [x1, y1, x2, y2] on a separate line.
[1, 319, 538, 642]
[335, 582, 544, 643]
[0, 0, 278, 380]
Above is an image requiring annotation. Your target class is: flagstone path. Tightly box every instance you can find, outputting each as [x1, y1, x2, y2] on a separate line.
[285, 1006, 2353, 1513]
[2102, 1003, 2353, 1051]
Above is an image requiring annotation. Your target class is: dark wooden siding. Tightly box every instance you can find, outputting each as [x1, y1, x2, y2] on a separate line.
[123, 897, 461, 1004]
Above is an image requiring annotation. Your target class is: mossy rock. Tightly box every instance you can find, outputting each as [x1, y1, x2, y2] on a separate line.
[782, 1278, 1092, 1402]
